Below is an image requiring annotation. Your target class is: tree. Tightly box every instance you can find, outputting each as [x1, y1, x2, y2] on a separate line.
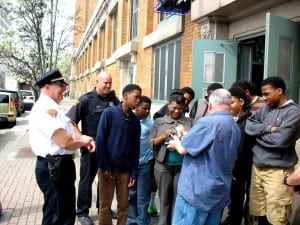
[0, 0, 74, 89]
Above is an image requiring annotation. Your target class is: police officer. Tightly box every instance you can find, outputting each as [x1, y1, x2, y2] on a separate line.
[67, 71, 119, 225]
[29, 69, 95, 225]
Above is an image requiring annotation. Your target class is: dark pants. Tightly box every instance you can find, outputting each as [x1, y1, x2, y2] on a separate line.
[154, 162, 181, 225]
[224, 174, 251, 225]
[149, 159, 157, 193]
[35, 155, 76, 225]
[76, 150, 98, 216]
[227, 177, 248, 225]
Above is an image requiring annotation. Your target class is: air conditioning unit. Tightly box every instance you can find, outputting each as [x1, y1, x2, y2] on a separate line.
[154, 0, 191, 15]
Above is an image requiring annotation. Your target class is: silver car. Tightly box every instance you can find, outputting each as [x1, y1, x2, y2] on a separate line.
[20, 90, 35, 111]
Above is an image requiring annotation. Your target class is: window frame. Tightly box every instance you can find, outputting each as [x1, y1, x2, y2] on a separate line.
[111, 9, 118, 52]
[153, 38, 181, 101]
[130, 0, 138, 40]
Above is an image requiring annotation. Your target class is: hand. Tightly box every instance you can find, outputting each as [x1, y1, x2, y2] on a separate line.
[81, 135, 95, 151]
[128, 178, 136, 187]
[87, 140, 96, 153]
[164, 128, 176, 139]
[167, 134, 180, 150]
[270, 126, 278, 133]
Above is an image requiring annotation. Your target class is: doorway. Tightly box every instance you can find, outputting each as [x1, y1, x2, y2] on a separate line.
[237, 35, 265, 95]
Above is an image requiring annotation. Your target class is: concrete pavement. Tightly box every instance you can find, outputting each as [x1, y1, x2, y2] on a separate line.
[0, 99, 299, 225]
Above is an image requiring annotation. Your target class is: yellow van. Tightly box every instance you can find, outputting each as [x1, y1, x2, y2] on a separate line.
[0, 91, 17, 128]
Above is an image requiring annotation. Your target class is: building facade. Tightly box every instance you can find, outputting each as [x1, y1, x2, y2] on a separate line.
[71, 0, 300, 106]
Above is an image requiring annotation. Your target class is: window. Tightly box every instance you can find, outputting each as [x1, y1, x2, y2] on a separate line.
[203, 51, 224, 83]
[93, 35, 97, 64]
[111, 10, 118, 52]
[130, 0, 138, 40]
[153, 38, 181, 101]
[100, 25, 105, 59]
[0, 94, 9, 103]
[278, 37, 292, 81]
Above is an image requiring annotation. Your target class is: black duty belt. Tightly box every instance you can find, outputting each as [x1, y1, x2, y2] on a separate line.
[37, 155, 72, 161]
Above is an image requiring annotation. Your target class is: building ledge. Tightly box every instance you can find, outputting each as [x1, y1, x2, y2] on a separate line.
[143, 15, 183, 48]
[105, 57, 116, 66]
[191, 0, 289, 22]
[114, 41, 138, 60]
[105, 41, 138, 66]
[93, 61, 105, 72]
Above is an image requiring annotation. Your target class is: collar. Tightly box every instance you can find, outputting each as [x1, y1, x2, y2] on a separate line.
[163, 114, 186, 124]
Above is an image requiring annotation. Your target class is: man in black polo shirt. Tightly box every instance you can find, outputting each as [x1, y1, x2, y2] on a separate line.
[67, 71, 119, 225]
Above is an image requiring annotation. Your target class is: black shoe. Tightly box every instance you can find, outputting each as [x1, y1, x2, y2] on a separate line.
[78, 216, 94, 225]
[111, 209, 117, 219]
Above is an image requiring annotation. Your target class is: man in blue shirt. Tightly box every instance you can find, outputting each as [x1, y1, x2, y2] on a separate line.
[96, 84, 142, 225]
[168, 89, 241, 225]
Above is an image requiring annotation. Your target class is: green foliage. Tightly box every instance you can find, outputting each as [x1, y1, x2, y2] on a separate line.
[0, 0, 74, 87]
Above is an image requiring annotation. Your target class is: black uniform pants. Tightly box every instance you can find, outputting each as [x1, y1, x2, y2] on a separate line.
[35, 155, 76, 225]
[76, 150, 98, 216]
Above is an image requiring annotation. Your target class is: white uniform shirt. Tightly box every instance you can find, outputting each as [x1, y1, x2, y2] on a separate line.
[29, 94, 74, 157]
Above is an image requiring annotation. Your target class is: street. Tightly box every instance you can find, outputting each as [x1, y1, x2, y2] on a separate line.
[0, 99, 299, 225]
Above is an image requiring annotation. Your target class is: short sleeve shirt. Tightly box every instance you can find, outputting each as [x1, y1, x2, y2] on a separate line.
[29, 94, 74, 157]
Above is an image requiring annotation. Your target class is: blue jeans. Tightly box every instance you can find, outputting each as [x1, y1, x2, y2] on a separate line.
[127, 162, 151, 225]
[172, 195, 221, 225]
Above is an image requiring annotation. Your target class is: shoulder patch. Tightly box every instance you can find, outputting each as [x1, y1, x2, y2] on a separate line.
[47, 109, 58, 117]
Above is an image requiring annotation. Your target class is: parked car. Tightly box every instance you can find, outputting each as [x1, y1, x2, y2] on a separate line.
[0, 91, 17, 128]
[0, 89, 24, 116]
[20, 90, 35, 111]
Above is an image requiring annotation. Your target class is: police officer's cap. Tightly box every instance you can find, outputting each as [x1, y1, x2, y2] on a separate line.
[36, 69, 68, 87]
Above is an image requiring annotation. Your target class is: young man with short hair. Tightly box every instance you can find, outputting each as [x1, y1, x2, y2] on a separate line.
[245, 76, 300, 225]
[96, 84, 142, 225]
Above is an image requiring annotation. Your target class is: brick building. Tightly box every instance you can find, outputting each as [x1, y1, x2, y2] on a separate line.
[70, 0, 300, 107]
[70, 0, 199, 106]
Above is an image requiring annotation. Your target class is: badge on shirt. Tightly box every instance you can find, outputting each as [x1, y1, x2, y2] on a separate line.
[109, 101, 114, 107]
[47, 109, 58, 117]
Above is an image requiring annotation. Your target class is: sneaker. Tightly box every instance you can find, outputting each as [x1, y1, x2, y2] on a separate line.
[78, 216, 94, 225]
[147, 204, 158, 217]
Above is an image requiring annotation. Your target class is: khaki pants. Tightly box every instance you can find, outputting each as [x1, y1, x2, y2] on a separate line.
[98, 171, 130, 225]
[250, 165, 294, 225]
